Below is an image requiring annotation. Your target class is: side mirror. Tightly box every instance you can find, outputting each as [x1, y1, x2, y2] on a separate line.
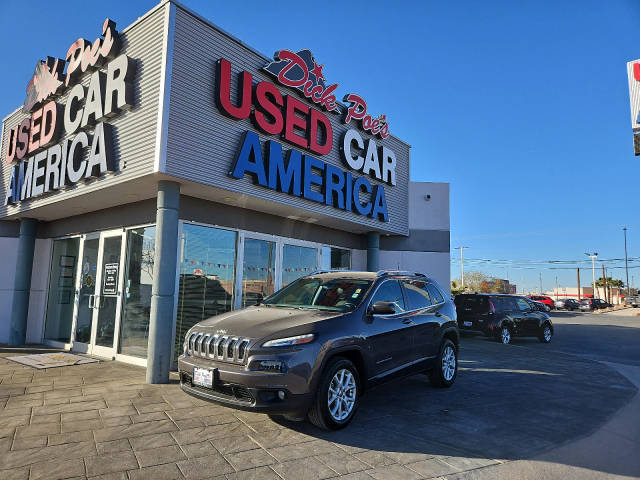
[370, 301, 397, 315]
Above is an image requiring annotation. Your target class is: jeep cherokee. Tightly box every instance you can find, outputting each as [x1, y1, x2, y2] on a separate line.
[178, 270, 459, 430]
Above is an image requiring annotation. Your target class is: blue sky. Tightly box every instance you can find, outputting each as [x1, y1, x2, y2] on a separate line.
[2, 0, 639, 293]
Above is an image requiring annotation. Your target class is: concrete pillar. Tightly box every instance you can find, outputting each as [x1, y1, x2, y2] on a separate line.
[366, 231, 380, 272]
[9, 218, 37, 346]
[147, 181, 180, 384]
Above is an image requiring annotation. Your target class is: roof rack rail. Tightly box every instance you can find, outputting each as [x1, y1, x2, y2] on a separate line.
[376, 270, 426, 278]
[308, 269, 355, 275]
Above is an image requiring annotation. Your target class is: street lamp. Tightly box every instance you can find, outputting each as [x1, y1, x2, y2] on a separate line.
[585, 252, 598, 299]
[454, 246, 469, 289]
[624, 227, 630, 299]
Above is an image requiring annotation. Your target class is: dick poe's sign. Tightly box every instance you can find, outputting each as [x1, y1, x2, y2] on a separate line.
[3, 19, 135, 205]
[217, 49, 397, 223]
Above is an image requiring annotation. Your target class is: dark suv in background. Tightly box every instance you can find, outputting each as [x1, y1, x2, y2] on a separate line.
[579, 298, 612, 311]
[178, 271, 459, 430]
[454, 294, 553, 344]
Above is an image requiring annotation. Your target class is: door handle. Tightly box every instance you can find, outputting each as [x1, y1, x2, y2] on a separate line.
[402, 319, 414, 325]
[88, 294, 94, 309]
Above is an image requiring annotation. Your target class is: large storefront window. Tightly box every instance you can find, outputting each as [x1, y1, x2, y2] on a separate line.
[331, 248, 351, 270]
[241, 238, 275, 307]
[282, 244, 318, 287]
[175, 224, 237, 358]
[119, 226, 155, 358]
[44, 238, 80, 343]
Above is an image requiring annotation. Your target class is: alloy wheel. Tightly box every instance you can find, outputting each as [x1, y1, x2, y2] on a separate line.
[327, 368, 357, 422]
[501, 327, 511, 344]
[441, 345, 456, 381]
[543, 325, 552, 342]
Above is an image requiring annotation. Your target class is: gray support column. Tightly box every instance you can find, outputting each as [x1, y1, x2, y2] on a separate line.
[147, 181, 180, 384]
[9, 218, 37, 346]
[366, 231, 380, 272]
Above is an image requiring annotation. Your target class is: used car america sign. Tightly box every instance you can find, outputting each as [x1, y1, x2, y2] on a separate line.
[219, 50, 396, 222]
[3, 19, 135, 206]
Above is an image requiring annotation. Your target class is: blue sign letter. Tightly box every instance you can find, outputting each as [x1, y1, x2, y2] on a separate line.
[267, 140, 301, 196]
[230, 131, 267, 186]
[371, 185, 389, 222]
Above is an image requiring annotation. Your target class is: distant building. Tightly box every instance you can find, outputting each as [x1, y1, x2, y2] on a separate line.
[546, 286, 623, 304]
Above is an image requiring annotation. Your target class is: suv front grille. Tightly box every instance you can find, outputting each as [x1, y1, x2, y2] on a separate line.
[185, 332, 250, 364]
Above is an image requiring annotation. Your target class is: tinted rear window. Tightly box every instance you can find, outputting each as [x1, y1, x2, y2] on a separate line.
[454, 295, 488, 313]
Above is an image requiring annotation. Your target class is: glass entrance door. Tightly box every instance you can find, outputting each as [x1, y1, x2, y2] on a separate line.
[241, 237, 276, 308]
[71, 230, 124, 358]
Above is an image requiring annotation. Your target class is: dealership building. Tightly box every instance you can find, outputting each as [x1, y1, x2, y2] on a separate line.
[0, 0, 450, 382]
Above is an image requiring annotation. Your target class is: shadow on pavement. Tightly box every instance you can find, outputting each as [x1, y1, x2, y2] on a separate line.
[273, 337, 638, 477]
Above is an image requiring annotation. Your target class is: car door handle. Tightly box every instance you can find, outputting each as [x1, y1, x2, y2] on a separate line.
[402, 319, 414, 325]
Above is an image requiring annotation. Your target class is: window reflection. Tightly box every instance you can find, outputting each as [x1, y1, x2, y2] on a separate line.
[119, 227, 155, 358]
[44, 238, 80, 343]
[174, 224, 237, 358]
[242, 238, 275, 307]
[330, 248, 351, 270]
[282, 244, 317, 287]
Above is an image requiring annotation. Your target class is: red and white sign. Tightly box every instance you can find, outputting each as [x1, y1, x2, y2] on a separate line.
[263, 49, 390, 139]
[626, 59, 640, 132]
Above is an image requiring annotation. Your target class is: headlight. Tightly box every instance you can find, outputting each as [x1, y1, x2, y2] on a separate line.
[183, 332, 191, 355]
[262, 334, 315, 347]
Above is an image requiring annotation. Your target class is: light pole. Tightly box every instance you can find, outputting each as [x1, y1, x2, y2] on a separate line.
[454, 246, 469, 289]
[624, 227, 630, 299]
[585, 252, 598, 299]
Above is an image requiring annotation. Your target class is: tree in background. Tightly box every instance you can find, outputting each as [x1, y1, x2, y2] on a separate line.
[596, 277, 624, 288]
[453, 271, 515, 294]
[450, 280, 465, 296]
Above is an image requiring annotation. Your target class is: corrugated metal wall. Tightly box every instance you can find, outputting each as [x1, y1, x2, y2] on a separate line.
[165, 5, 410, 236]
[0, 4, 167, 219]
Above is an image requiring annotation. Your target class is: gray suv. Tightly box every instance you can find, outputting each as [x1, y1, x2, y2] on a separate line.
[178, 271, 459, 430]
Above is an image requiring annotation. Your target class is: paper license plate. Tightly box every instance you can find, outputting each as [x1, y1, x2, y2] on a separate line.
[463, 321, 473, 327]
[193, 367, 214, 388]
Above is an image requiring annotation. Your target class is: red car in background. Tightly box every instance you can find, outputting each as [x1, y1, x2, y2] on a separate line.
[528, 295, 555, 310]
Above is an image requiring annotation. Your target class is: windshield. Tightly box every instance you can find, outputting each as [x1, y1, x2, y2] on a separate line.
[263, 277, 373, 312]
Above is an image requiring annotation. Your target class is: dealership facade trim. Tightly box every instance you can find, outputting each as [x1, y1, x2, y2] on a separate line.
[0, 0, 450, 382]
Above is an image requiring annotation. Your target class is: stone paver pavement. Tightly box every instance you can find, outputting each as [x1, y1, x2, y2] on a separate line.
[0, 339, 635, 480]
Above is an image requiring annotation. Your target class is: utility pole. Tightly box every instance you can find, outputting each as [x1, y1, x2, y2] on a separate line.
[602, 264, 608, 303]
[555, 276, 558, 300]
[585, 252, 598, 299]
[539, 272, 543, 294]
[454, 246, 469, 289]
[624, 227, 630, 299]
[577, 268, 581, 301]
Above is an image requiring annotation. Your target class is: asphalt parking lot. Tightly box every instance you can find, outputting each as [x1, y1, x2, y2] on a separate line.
[0, 311, 638, 480]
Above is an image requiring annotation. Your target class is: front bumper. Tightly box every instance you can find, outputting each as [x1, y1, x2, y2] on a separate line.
[178, 355, 314, 415]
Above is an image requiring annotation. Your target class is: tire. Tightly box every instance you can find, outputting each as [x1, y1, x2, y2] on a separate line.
[428, 339, 458, 388]
[498, 325, 512, 344]
[539, 323, 553, 343]
[308, 357, 360, 430]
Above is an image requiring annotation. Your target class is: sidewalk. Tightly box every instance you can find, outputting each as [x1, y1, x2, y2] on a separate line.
[0, 340, 636, 480]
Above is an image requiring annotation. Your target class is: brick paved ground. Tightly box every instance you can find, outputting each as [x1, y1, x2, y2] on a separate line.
[0, 338, 635, 480]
